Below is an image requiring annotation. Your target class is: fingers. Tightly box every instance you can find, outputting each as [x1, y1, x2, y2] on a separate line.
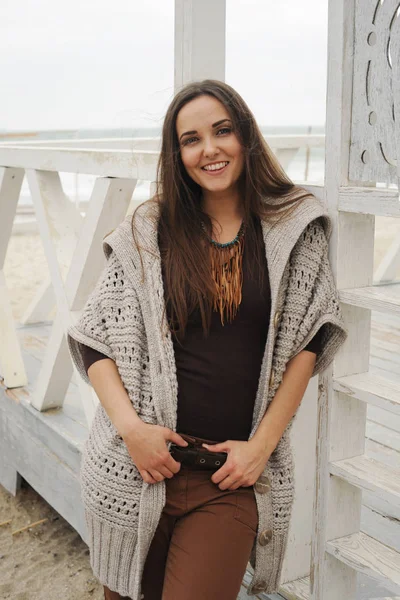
[140, 470, 157, 484]
[149, 469, 166, 482]
[165, 454, 182, 474]
[211, 464, 231, 485]
[217, 475, 240, 491]
[167, 430, 189, 447]
[157, 465, 175, 479]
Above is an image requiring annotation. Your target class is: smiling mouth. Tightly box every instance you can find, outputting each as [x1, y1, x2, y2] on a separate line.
[201, 161, 230, 173]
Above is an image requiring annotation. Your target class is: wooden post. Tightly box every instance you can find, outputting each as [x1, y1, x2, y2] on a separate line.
[174, 0, 226, 91]
[311, 1, 374, 598]
[0, 167, 28, 388]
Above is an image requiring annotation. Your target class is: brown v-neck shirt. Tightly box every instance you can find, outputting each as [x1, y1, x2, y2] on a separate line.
[79, 217, 323, 441]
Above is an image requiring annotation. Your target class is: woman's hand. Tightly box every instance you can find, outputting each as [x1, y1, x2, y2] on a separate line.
[122, 420, 188, 485]
[203, 438, 271, 491]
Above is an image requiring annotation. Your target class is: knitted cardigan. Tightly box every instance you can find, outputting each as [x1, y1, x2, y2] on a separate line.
[67, 195, 347, 599]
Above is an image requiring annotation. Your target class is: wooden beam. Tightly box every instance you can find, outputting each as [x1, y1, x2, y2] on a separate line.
[174, 0, 226, 91]
[339, 186, 400, 217]
[0, 146, 158, 179]
[339, 283, 400, 314]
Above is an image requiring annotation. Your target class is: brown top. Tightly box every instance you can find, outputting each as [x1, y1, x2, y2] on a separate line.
[79, 217, 323, 441]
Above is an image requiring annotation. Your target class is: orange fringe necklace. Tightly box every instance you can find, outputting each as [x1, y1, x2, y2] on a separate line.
[201, 220, 246, 326]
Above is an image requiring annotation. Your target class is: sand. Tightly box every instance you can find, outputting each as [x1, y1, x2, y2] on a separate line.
[1, 215, 399, 600]
[0, 483, 104, 600]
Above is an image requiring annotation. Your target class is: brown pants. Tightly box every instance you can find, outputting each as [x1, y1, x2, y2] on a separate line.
[103, 434, 258, 600]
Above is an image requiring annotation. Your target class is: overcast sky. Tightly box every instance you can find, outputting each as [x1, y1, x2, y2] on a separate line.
[1, 0, 328, 132]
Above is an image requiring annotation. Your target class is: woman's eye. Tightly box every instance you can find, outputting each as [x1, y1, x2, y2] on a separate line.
[217, 127, 231, 135]
[184, 136, 198, 145]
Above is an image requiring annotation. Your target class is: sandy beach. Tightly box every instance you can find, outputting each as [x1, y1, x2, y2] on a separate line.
[1, 215, 399, 600]
[0, 483, 104, 600]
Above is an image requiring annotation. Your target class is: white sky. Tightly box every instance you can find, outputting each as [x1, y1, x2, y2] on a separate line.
[1, 0, 328, 131]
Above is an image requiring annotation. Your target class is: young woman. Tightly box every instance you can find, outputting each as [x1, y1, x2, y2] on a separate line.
[67, 80, 347, 600]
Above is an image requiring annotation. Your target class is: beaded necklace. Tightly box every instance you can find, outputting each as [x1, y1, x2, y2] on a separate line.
[200, 220, 246, 325]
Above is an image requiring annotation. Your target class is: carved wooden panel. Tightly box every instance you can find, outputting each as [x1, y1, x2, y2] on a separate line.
[349, 0, 400, 184]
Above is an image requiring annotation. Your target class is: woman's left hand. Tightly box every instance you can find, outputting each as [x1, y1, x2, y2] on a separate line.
[203, 439, 271, 491]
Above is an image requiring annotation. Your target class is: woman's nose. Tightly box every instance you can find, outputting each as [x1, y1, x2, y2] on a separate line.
[203, 138, 219, 157]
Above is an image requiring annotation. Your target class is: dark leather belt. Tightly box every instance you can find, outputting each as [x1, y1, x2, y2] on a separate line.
[170, 444, 228, 471]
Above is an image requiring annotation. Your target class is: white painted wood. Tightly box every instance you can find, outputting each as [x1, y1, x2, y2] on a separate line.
[20, 277, 55, 325]
[0, 134, 325, 151]
[174, 0, 225, 91]
[366, 421, 400, 453]
[375, 230, 400, 283]
[0, 167, 24, 261]
[326, 531, 400, 594]
[27, 172, 136, 424]
[338, 186, 400, 217]
[275, 148, 299, 171]
[0, 137, 162, 151]
[67, 177, 137, 308]
[392, 4, 400, 186]
[0, 146, 158, 180]
[368, 404, 400, 434]
[339, 282, 400, 314]
[279, 576, 310, 600]
[349, 0, 399, 184]
[0, 167, 28, 388]
[333, 371, 400, 415]
[330, 454, 400, 506]
[0, 393, 87, 541]
[362, 500, 400, 550]
[281, 378, 318, 582]
[310, 1, 371, 599]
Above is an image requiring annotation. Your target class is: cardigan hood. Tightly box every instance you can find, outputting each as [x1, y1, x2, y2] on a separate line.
[67, 194, 347, 598]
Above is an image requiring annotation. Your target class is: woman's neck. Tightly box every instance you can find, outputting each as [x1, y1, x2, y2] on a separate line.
[201, 189, 244, 224]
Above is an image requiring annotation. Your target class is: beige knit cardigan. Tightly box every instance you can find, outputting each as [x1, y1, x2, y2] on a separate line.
[67, 195, 347, 599]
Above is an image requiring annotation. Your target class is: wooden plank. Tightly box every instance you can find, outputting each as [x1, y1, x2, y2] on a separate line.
[361, 504, 400, 552]
[0, 353, 86, 475]
[279, 576, 310, 600]
[366, 421, 400, 453]
[330, 454, 400, 506]
[326, 531, 400, 594]
[368, 404, 400, 435]
[339, 187, 400, 217]
[333, 371, 400, 415]
[11, 422, 86, 540]
[339, 283, 400, 314]
[0, 146, 158, 179]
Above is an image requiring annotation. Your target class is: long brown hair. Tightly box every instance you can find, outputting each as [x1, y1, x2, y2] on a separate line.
[132, 79, 311, 339]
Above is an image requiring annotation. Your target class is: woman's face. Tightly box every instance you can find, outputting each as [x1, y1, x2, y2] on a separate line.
[176, 95, 244, 195]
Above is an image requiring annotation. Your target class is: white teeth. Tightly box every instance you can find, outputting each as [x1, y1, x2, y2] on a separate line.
[203, 161, 228, 171]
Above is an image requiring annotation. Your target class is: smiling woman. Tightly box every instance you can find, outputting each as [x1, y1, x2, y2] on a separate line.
[67, 79, 347, 600]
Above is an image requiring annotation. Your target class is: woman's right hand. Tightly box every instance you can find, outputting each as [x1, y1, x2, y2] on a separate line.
[122, 420, 188, 484]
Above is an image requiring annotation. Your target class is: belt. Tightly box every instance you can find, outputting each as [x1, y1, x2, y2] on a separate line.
[169, 443, 228, 471]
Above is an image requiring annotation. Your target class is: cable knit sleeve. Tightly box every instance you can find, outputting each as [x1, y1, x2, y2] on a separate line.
[67, 252, 123, 386]
[276, 218, 348, 378]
